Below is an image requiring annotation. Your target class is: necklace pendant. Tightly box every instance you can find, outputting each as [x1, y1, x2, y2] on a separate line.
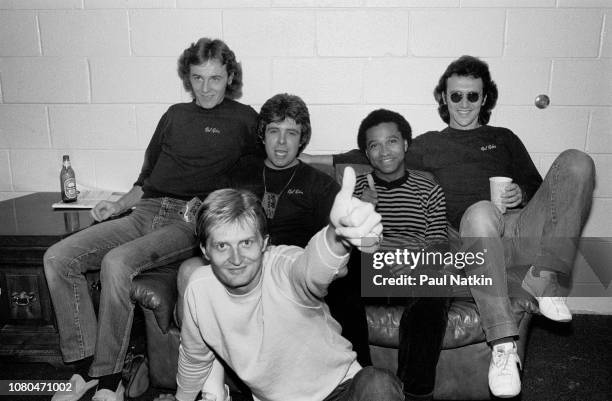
[262, 191, 279, 219]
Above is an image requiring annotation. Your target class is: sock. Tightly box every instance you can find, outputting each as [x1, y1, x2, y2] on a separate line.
[491, 336, 515, 348]
[97, 373, 122, 391]
[72, 356, 94, 382]
[403, 391, 434, 401]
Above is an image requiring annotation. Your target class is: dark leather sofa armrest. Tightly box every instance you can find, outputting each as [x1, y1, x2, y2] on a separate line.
[130, 265, 178, 334]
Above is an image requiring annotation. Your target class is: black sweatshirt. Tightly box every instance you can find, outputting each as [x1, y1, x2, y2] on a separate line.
[135, 99, 259, 200]
[334, 125, 543, 229]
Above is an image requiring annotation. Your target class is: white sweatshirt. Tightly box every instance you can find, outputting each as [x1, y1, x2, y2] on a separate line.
[176, 228, 361, 401]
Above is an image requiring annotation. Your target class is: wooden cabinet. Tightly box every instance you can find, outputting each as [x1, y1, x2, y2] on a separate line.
[0, 193, 96, 364]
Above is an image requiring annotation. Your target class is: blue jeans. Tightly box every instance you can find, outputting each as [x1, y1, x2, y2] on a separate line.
[456, 149, 595, 341]
[43, 198, 197, 376]
[323, 366, 405, 401]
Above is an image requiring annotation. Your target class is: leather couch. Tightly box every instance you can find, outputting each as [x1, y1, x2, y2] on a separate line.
[130, 163, 539, 400]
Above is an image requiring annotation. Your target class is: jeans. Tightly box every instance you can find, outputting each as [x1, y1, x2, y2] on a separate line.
[323, 366, 405, 401]
[457, 149, 595, 341]
[397, 297, 450, 399]
[43, 198, 197, 376]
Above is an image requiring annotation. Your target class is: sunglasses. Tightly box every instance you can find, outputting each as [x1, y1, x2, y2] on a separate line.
[449, 91, 482, 103]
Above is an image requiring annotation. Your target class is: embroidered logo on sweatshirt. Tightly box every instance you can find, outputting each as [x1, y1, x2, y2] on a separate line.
[481, 144, 497, 151]
[204, 126, 221, 135]
[287, 189, 304, 195]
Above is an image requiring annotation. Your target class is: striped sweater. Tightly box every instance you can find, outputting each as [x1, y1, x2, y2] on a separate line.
[353, 170, 447, 248]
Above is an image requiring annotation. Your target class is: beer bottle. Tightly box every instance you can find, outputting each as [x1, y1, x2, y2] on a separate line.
[60, 155, 77, 203]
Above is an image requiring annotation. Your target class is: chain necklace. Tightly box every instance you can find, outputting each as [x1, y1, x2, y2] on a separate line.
[262, 163, 300, 219]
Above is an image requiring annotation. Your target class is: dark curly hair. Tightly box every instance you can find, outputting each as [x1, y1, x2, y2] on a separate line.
[177, 38, 243, 99]
[357, 109, 412, 153]
[257, 93, 312, 155]
[433, 55, 498, 126]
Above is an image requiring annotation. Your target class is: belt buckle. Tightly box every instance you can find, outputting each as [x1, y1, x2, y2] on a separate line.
[183, 197, 202, 223]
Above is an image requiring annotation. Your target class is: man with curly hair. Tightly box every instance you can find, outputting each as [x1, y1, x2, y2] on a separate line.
[44, 38, 259, 401]
[177, 93, 373, 368]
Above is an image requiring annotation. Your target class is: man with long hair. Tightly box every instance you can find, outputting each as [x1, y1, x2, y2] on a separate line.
[45, 38, 259, 401]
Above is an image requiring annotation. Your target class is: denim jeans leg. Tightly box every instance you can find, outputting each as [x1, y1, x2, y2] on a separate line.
[397, 297, 450, 398]
[89, 209, 197, 376]
[511, 149, 595, 275]
[459, 201, 518, 342]
[324, 367, 404, 401]
[346, 366, 404, 401]
[43, 213, 147, 363]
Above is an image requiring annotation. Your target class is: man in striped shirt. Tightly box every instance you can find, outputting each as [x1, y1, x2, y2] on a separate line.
[350, 109, 449, 401]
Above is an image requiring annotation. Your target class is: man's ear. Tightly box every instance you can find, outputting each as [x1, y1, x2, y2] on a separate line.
[403, 139, 408, 153]
[200, 244, 209, 260]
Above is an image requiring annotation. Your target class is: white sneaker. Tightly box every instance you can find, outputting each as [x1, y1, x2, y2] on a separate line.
[488, 342, 521, 398]
[536, 296, 572, 322]
[92, 381, 124, 401]
[522, 266, 572, 322]
[51, 374, 98, 401]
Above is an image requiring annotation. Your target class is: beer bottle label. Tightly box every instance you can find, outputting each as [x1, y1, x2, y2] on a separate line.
[63, 178, 77, 199]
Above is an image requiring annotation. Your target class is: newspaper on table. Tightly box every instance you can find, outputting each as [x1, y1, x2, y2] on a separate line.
[52, 190, 123, 209]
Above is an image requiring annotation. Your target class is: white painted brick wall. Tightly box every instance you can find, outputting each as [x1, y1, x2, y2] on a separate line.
[409, 10, 505, 57]
[491, 107, 589, 153]
[0, 105, 49, 148]
[224, 10, 316, 58]
[272, 0, 358, 7]
[588, 108, 612, 153]
[39, 10, 130, 56]
[86, 0, 176, 8]
[461, 0, 555, 6]
[364, 58, 450, 105]
[272, 58, 363, 104]
[10, 149, 95, 191]
[135, 104, 171, 149]
[316, 10, 409, 57]
[129, 10, 222, 56]
[505, 10, 602, 58]
[180, 0, 269, 7]
[557, 0, 612, 7]
[591, 155, 612, 198]
[0, 0, 82, 9]
[0, 150, 11, 190]
[485, 60, 550, 105]
[0, 11, 40, 56]
[240, 58, 273, 105]
[48, 105, 139, 149]
[90, 57, 184, 103]
[0, 2, 610, 310]
[93, 150, 144, 190]
[604, 12, 612, 58]
[0, 57, 90, 103]
[366, 0, 458, 6]
[551, 60, 612, 105]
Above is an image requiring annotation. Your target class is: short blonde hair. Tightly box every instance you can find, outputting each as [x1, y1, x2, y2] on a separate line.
[195, 189, 267, 247]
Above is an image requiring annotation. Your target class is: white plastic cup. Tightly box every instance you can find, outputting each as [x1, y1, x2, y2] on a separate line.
[489, 176, 512, 213]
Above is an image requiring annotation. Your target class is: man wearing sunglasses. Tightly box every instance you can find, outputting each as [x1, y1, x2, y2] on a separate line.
[303, 55, 595, 399]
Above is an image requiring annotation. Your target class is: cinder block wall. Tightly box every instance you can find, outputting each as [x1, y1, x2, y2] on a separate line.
[0, 1, 610, 310]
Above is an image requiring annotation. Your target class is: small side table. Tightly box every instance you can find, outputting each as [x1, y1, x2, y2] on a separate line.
[0, 192, 95, 364]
